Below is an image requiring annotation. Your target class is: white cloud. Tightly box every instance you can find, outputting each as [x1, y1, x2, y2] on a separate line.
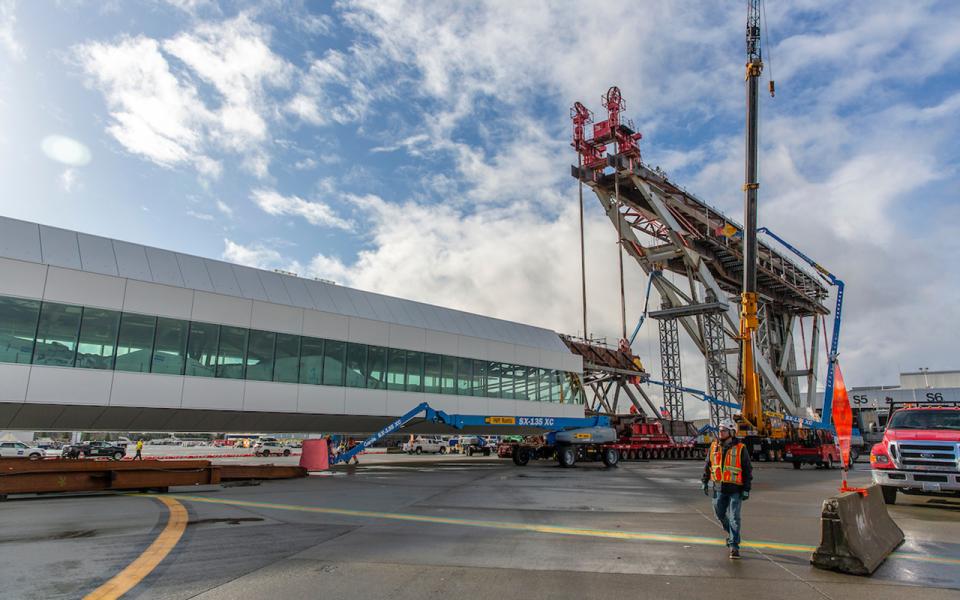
[75, 35, 217, 173]
[293, 157, 318, 170]
[41, 135, 92, 166]
[215, 199, 233, 217]
[222, 238, 301, 273]
[60, 168, 78, 192]
[251, 188, 352, 230]
[163, 0, 217, 15]
[0, 0, 24, 61]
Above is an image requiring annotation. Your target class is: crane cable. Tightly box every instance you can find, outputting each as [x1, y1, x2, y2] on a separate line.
[578, 153, 588, 340]
[615, 145, 627, 342]
[762, 0, 775, 97]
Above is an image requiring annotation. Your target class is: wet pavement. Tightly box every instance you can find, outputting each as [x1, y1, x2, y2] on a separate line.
[1, 458, 957, 599]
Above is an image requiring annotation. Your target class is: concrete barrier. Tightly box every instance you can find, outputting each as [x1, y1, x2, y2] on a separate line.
[810, 484, 904, 575]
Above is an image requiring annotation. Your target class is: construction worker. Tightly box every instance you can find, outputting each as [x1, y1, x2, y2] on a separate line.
[134, 439, 144, 460]
[701, 418, 752, 559]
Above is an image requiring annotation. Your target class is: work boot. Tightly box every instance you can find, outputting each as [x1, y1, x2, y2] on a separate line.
[729, 548, 741, 560]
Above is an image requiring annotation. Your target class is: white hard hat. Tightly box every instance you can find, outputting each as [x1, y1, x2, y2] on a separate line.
[718, 419, 737, 432]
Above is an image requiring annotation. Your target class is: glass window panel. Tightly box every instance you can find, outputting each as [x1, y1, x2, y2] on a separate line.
[185, 322, 219, 377]
[323, 339, 346, 386]
[345, 342, 366, 388]
[387, 348, 406, 391]
[485, 361, 503, 399]
[32, 302, 82, 367]
[115, 313, 156, 373]
[525, 367, 538, 401]
[561, 372, 577, 404]
[473, 360, 487, 397]
[152, 317, 188, 375]
[216, 326, 247, 379]
[366, 345, 387, 389]
[0, 297, 40, 364]
[456, 358, 472, 396]
[75, 308, 121, 370]
[441, 355, 457, 395]
[245, 330, 276, 382]
[538, 368, 552, 403]
[550, 370, 563, 402]
[273, 333, 300, 383]
[406, 351, 423, 392]
[299, 337, 324, 385]
[424, 353, 441, 394]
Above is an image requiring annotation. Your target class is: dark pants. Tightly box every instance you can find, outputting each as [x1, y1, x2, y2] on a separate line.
[712, 490, 743, 550]
[134, 449, 142, 460]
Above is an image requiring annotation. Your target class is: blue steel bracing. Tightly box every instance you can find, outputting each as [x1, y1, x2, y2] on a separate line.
[330, 403, 611, 465]
[645, 379, 742, 411]
[757, 228, 844, 430]
[628, 270, 660, 345]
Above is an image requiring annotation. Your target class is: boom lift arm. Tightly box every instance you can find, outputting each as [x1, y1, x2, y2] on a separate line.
[330, 403, 612, 465]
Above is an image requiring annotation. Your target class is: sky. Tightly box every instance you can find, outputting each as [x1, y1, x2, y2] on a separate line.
[0, 0, 958, 418]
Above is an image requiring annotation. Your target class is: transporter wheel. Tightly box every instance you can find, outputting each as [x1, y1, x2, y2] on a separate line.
[601, 447, 619, 468]
[513, 447, 530, 466]
[558, 445, 576, 468]
[881, 485, 897, 505]
[792, 461, 801, 470]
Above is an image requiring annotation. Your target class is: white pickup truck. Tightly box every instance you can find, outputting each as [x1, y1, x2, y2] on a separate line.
[0, 441, 47, 460]
[403, 436, 447, 455]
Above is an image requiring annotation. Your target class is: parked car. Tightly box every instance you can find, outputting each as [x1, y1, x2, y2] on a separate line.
[253, 440, 291, 457]
[61, 441, 126, 460]
[0, 441, 48, 460]
[403, 436, 447, 455]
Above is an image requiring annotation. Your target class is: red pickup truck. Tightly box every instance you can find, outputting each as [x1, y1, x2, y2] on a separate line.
[870, 404, 960, 504]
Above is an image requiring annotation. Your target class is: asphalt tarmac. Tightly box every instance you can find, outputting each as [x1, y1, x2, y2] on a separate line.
[1, 457, 958, 599]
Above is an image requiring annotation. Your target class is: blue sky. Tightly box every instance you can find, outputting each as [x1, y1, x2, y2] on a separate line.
[1, 0, 958, 409]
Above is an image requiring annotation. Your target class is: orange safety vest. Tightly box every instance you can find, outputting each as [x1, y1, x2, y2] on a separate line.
[709, 441, 745, 485]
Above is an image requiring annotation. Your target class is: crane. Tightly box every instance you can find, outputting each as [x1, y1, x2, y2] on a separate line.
[738, 0, 767, 435]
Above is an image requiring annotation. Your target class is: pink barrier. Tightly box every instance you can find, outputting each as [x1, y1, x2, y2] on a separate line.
[299, 439, 329, 471]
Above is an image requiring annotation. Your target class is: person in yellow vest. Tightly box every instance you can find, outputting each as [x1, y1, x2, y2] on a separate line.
[701, 418, 752, 559]
[134, 439, 144, 460]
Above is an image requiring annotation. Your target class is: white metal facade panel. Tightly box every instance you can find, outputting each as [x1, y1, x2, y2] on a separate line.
[123, 279, 194, 320]
[302, 310, 348, 341]
[0, 217, 42, 262]
[231, 265, 270, 301]
[345, 388, 386, 416]
[400, 300, 430, 329]
[457, 336, 487, 361]
[0, 257, 46, 299]
[303, 280, 338, 313]
[384, 298, 414, 326]
[539, 350, 565, 371]
[432, 307, 464, 336]
[388, 324, 426, 352]
[487, 340, 516, 365]
[192, 291, 251, 328]
[250, 300, 303, 335]
[43, 266, 125, 310]
[257, 271, 293, 306]
[364, 293, 396, 323]
[110, 372, 183, 409]
[487, 398, 518, 416]
[38, 225, 82, 269]
[144, 248, 185, 287]
[279, 276, 314, 309]
[515, 345, 541, 370]
[299, 384, 347, 414]
[77, 233, 119, 276]
[25, 367, 113, 406]
[244, 380, 297, 412]
[342, 288, 378, 320]
[176, 254, 215, 292]
[181, 377, 244, 411]
[324, 285, 359, 317]
[347, 317, 390, 347]
[204, 260, 243, 296]
[113, 241, 153, 281]
[386, 390, 427, 417]
[425, 330, 458, 357]
[0, 363, 30, 402]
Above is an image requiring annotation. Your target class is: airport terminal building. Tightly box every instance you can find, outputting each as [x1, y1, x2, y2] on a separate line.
[0, 216, 585, 433]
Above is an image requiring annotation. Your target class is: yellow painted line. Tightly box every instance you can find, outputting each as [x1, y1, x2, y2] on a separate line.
[84, 496, 187, 600]
[162, 493, 960, 567]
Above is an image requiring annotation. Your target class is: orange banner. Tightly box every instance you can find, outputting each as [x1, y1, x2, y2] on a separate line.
[831, 364, 852, 469]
